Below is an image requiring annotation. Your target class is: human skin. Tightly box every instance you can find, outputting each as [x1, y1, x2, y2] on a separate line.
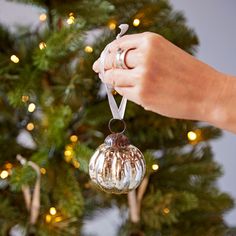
[93, 32, 236, 133]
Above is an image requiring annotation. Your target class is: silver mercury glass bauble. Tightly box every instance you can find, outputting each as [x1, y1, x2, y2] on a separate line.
[89, 133, 146, 194]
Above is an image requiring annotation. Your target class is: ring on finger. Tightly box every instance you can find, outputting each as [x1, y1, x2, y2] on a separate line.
[115, 48, 130, 69]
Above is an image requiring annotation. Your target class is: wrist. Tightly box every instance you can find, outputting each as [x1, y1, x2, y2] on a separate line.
[204, 71, 236, 132]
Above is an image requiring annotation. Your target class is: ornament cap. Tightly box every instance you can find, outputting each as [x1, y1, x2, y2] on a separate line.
[105, 133, 130, 148]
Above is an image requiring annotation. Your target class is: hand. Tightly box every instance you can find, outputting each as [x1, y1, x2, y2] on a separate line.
[93, 32, 228, 125]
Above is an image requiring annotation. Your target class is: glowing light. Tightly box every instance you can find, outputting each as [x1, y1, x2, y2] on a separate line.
[26, 122, 34, 131]
[64, 150, 72, 157]
[67, 15, 75, 25]
[163, 208, 170, 214]
[45, 214, 52, 223]
[108, 21, 116, 30]
[54, 216, 63, 222]
[10, 55, 19, 63]
[39, 42, 47, 50]
[28, 103, 36, 112]
[0, 170, 9, 179]
[39, 13, 47, 22]
[70, 135, 78, 143]
[73, 160, 80, 169]
[49, 207, 57, 216]
[40, 168, 46, 175]
[133, 18, 140, 27]
[187, 131, 197, 141]
[21, 95, 29, 103]
[5, 163, 13, 169]
[84, 46, 93, 53]
[152, 164, 159, 171]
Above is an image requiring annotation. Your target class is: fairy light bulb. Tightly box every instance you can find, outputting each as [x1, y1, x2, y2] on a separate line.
[21, 95, 29, 103]
[187, 131, 197, 141]
[84, 46, 93, 53]
[70, 135, 78, 143]
[10, 55, 19, 63]
[108, 21, 116, 30]
[26, 122, 34, 131]
[45, 214, 52, 223]
[39, 13, 47, 22]
[39, 42, 46, 50]
[163, 208, 170, 214]
[49, 207, 57, 216]
[28, 103, 36, 112]
[133, 18, 140, 27]
[152, 164, 159, 171]
[0, 170, 9, 179]
[40, 168, 46, 175]
[67, 13, 75, 25]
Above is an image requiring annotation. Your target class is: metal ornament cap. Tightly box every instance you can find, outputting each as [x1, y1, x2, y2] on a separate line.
[89, 133, 146, 194]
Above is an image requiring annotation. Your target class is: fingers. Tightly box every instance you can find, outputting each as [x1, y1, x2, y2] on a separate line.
[93, 48, 140, 72]
[93, 33, 144, 73]
[115, 86, 141, 105]
[102, 68, 138, 87]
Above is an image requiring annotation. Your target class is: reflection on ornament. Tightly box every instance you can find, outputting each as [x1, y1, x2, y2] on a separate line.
[89, 133, 146, 194]
[133, 18, 140, 27]
[10, 55, 19, 63]
[152, 164, 159, 171]
[0, 170, 9, 179]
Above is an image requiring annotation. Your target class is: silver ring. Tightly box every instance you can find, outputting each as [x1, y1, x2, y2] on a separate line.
[115, 48, 129, 69]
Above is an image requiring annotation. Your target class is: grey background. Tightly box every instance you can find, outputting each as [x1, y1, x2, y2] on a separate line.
[0, 0, 235, 232]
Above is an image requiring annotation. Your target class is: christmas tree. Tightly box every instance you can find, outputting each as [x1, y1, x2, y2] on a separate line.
[0, 0, 234, 235]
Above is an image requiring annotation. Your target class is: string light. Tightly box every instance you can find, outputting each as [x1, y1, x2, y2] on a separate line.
[187, 131, 197, 141]
[67, 13, 75, 25]
[39, 13, 47, 22]
[5, 163, 13, 169]
[45, 214, 52, 223]
[49, 207, 57, 216]
[84, 46, 93, 53]
[163, 208, 170, 214]
[152, 164, 159, 171]
[54, 216, 63, 222]
[108, 21, 116, 30]
[26, 122, 34, 131]
[133, 18, 140, 27]
[28, 103, 36, 112]
[10, 55, 19, 63]
[0, 170, 9, 179]
[39, 42, 47, 50]
[70, 135, 78, 143]
[72, 159, 80, 169]
[21, 95, 29, 103]
[40, 168, 46, 175]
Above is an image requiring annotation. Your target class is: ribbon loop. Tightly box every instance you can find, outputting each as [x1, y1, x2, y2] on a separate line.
[99, 24, 129, 120]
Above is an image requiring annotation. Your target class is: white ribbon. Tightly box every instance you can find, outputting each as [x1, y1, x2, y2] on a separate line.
[99, 24, 129, 120]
